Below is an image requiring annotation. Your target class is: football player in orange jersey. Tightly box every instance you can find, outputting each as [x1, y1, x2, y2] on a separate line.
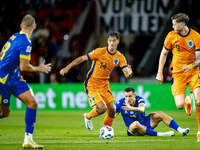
[156, 13, 200, 142]
[60, 31, 132, 132]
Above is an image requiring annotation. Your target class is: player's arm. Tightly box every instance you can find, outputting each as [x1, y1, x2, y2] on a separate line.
[182, 51, 200, 72]
[122, 65, 133, 78]
[156, 47, 169, 85]
[122, 104, 145, 113]
[60, 55, 89, 76]
[20, 58, 51, 73]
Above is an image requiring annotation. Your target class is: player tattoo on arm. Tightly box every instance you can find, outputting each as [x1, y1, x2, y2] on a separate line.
[192, 51, 200, 69]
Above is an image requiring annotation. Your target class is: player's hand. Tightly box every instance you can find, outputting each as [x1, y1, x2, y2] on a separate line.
[60, 67, 69, 76]
[156, 72, 163, 86]
[182, 65, 190, 72]
[122, 103, 133, 111]
[39, 60, 51, 74]
[127, 65, 133, 78]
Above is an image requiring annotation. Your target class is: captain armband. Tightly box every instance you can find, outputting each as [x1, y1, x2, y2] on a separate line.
[188, 64, 194, 70]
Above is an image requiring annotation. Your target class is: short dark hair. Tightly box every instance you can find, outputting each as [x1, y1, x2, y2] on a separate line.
[124, 87, 135, 93]
[171, 13, 189, 25]
[108, 31, 120, 40]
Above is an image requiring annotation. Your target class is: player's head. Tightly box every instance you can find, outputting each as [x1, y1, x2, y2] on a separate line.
[124, 87, 136, 105]
[21, 14, 36, 30]
[171, 13, 189, 34]
[107, 31, 120, 52]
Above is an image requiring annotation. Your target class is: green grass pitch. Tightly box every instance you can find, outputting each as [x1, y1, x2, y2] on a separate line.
[0, 110, 200, 150]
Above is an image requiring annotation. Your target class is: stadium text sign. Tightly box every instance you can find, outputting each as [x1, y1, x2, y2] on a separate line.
[10, 83, 185, 110]
[96, 0, 174, 35]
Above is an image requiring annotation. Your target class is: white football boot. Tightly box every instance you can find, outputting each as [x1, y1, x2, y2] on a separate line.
[83, 113, 93, 131]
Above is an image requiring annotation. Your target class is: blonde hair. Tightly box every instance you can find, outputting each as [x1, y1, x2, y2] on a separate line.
[22, 14, 35, 29]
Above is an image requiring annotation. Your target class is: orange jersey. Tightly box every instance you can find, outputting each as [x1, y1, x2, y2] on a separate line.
[86, 47, 127, 80]
[164, 28, 200, 73]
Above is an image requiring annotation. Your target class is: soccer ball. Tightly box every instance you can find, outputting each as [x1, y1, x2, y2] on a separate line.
[99, 126, 114, 139]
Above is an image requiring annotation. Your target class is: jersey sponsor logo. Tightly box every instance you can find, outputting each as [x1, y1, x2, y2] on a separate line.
[3, 99, 9, 104]
[26, 46, 32, 53]
[113, 58, 119, 67]
[188, 40, 193, 49]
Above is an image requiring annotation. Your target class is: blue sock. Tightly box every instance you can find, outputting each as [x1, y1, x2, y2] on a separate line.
[145, 128, 157, 136]
[25, 107, 37, 134]
[169, 119, 179, 131]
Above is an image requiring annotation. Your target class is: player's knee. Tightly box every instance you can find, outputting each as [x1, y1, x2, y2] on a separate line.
[96, 105, 107, 114]
[27, 100, 38, 109]
[176, 104, 184, 109]
[130, 121, 141, 129]
[195, 99, 200, 107]
[156, 111, 165, 118]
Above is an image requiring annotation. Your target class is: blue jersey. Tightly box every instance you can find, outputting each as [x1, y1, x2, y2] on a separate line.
[115, 96, 146, 127]
[0, 31, 32, 86]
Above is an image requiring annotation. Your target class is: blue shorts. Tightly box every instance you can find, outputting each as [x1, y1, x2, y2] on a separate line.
[0, 79, 30, 107]
[127, 113, 153, 136]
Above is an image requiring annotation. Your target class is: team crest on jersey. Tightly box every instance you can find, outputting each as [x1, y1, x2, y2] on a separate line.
[90, 51, 94, 55]
[113, 58, 119, 67]
[173, 89, 175, 95]
[188, 40, 193, 49]
[26, 46, 32, 53]
[3, 99, 8, 104]
[92, 96, 96, 102]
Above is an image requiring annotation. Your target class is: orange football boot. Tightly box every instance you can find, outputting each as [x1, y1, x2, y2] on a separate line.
[185, 95, 192, 116]
[197, 133, 200, 142]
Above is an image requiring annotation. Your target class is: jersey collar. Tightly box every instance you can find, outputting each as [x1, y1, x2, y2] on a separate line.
[20, 31, 31, 43]
[178, 28, 191, 37]
[107, 46, 117, 55]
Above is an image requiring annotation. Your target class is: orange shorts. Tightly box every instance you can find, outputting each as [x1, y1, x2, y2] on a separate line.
[84, 78, 115, 107]
[171, 68, 200, 97]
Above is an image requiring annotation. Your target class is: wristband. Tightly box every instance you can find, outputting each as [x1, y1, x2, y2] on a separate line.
[188, 64, 193, 70]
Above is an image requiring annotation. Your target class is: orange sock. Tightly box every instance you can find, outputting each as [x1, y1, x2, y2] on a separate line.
[86, 107, 99, 119]
[103, 114, 114, 126]
[196, 106, 200, 131]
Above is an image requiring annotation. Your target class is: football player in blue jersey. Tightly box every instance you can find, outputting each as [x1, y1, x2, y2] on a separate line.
[0, 14, 51, 149]
[115, 87, 189, 137]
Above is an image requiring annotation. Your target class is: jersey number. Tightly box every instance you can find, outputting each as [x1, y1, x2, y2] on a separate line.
[0, 42, 11, 60]
[176, 44, 180, 52]
[100, 62, 107, 69]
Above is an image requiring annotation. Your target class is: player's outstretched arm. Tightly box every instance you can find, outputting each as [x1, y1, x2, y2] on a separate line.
[182, 51, 200, 72]
[122, 65, 133, 78]
[20, 58, 51, 73]
[122, 104, 145, 113]
[156, 47, 169, 86]
[60, 55, 88, 76]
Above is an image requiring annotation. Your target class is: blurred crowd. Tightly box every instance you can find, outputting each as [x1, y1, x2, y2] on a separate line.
[0, 0, 91, 83]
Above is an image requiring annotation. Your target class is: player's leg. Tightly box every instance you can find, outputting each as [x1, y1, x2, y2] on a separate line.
[192, 87, 200, 142]
[84, 89, 106, 131]
[174, 94, 186, 109]
[103, 101, 115, 126]
[102, 87, 115, 126]
[150, 111, 189, 136]
[0, 84, 11, 118]
[128, 121, 174, 136]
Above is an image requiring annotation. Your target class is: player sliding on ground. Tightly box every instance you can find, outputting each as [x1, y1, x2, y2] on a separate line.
[115, 87, 189, 136]
[60, 31, 132, 131]
[156, 13, 200, 142]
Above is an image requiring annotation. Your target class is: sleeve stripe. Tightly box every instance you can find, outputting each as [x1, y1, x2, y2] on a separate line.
[20, 54, 30, 60]
[138, 103, 145, 106]
[164, 46, 170, 50]
[195, 49, 200, 51]
[121, 65, 127, 70]
[86, 54, 91, 60]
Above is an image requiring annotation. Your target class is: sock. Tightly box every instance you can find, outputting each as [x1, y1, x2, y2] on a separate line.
[103, 114, 114, 126]
[169, 119, 180, 131]
[196, 106, 200, 132]
[25, 107, 36, 134]
[127, 130, 134, 136]
[24, 132, 33, 142]
[86, 107, 99, 119]
[145, 128, 157, 136]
